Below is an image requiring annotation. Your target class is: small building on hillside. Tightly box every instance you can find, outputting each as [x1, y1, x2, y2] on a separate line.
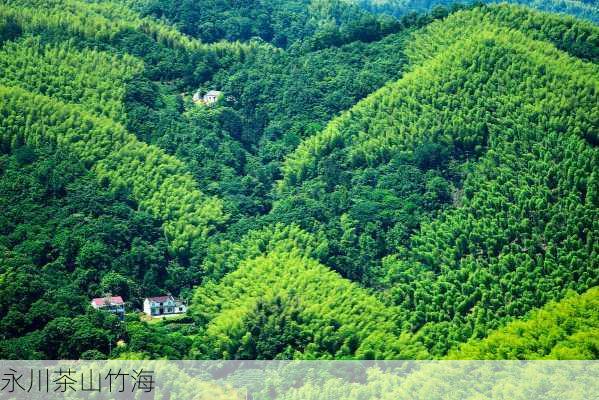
[91, 296, 125, 319]
[192, 90, 222, 106]
[143, 295, 187, 318]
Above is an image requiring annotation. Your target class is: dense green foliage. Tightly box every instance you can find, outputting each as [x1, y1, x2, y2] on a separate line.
[407, 4, 599, 64]
[0, 0, 272, 87]
[0, 37, 143, 121]
[0, 84, 226, 256]
[281, 7, 598, 355]
[126, 4, 463, 241]
[126, 17, 456, 231]
[191, 249, 427, 359]
[136, 0, 403, 47]
[385, 11, 598, 355]
[448, 287, 599, 359]
[183, 32, 412, 224]
[0, 0, 197, 48]
[357, 0, 599, 23]
[0, 0, 597, 361]
[486, 1, 599, 23]
[0, 146, 179, 358]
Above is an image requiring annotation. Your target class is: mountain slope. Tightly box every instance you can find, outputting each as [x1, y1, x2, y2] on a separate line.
[0, 0, 248, 358]
[0, 145, 180, 359]
[0, 84, 226, 253]
[0, 37, 143, 122]
[0, 0, 269, 255]
[357, 0, 599, 23]
[191, 248, 427, 359]
[0, 0, 198, 48]
[448, 287, 599, 359]
[0, 0, 597, 361]
[0, 0, 273, 87]
[279, 6, 598, 355]
[406, 4, 599, 64]
[132, 0, 402, 47]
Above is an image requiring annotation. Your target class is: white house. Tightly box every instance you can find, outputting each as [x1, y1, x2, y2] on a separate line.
[143, 295, 187, 318]
[192, 90, 222, 106]
[91, 296, 125, 319]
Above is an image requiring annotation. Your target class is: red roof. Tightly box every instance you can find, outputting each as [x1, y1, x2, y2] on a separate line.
[146, 295, 173, 303]
[92, 296, 124, 306]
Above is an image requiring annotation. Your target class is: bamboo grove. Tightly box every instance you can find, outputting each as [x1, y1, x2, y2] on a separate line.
[0, 0, 597, 360]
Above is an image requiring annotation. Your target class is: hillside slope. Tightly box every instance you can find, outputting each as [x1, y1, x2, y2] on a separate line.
[191, 248, 427, 359]
[448, 287, 599, 359]
[406, 4, 599, 64]
[0, 84, 225, 254]
[0, 0, 597, 361]
[357, 0, 599, 23]
[0, 0, 244, 358]
[131, 0, 402, 47]
[279, 6, 598, 355]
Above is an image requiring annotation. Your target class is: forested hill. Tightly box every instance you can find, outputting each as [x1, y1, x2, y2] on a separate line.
[271, 4, 599, 357]
[447, 287, 599, 359]
[129, 0, 404, 47]
[357, 0, 599, 23]
[0, 0, 597, 360]
[115, 0, 599, 46]
[0, 0, 248, 358]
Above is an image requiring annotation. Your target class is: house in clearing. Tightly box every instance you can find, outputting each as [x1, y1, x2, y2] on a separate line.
[143, 295, 187, 318]
[91, 295, 125, 319]
[192, 90, 222, 106]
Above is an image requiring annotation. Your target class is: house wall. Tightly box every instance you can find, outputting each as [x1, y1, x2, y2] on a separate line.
[143, 299, 152, 316]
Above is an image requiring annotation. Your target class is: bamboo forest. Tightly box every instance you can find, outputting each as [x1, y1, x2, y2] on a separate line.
[0, 0, 597, 364]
